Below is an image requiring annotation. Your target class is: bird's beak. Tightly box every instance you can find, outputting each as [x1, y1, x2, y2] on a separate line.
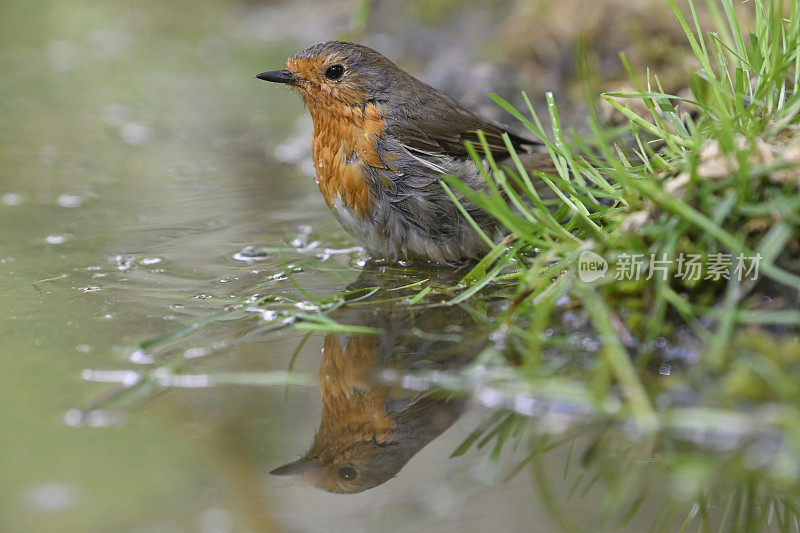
[255, 69, 299, 85]
[269, 458, 316, 476]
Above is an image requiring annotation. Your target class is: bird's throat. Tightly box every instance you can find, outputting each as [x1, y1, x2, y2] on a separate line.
[308, 101, 387, 217]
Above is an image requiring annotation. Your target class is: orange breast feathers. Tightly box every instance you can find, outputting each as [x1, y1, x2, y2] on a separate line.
[309, 100, 388, 216]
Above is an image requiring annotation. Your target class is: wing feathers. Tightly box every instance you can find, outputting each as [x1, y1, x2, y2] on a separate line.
[385, 93, 541, 160]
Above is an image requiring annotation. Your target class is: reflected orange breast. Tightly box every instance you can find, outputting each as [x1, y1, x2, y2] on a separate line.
[316, 334, 394, 458]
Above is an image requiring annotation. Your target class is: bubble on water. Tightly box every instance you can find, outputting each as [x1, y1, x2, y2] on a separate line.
[2, 192, 23, 206]
[46, 235, 68, 244]
[246, 307, 277, 321]
[120, 122, 152, 146]
[57, 194, 84, 208]
[63, 409, 82, 426]
[75, 344, 91, 353]
[64, 408, 125, 428]
[139, 257, 162, 266]
[475, 388, 502, 408]
[232, 246, 270, 263]
[156, 373, 212, 388]
[195, 293, 213, 299]
[114, 254, 134, 270]
[81, 369, 140, 385]
[290, 225, 314, 248]
[184, 347, 210, 358]
[80, 286, 101, 292]
[23, 483, 79, 512]
[128, 350, 153, 364]
[659, 362, 672, 375]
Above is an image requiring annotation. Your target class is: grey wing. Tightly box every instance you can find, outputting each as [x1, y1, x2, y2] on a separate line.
[364, 135, 499, 262]
[385, 89, 542, 160]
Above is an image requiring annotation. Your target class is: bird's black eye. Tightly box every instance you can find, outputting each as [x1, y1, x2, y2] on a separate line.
[337, 465, 358, 481]
[324, 64, 345, 81]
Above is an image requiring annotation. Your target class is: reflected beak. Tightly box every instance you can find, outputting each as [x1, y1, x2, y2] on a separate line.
[255, 69, 299, 85]
[269, 459, 316, 476]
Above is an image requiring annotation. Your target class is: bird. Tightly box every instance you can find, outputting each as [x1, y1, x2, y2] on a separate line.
[256, 41, 555, 264]
[269, 266, 474, 493]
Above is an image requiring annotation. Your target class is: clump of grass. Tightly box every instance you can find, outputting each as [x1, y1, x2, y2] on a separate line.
[435, 0, 800, 528]
[444, 0, 800, 398]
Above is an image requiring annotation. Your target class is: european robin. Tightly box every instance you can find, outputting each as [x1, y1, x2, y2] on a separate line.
[270, 267, 474, 493]
[256, 41, 553, 264]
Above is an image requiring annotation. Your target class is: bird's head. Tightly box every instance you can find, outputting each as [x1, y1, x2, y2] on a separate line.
[256, 41, 406, 111]
[270, 439, 410, 494]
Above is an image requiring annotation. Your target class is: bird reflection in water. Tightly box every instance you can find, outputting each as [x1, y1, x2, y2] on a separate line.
[270, 266, 485, 493]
